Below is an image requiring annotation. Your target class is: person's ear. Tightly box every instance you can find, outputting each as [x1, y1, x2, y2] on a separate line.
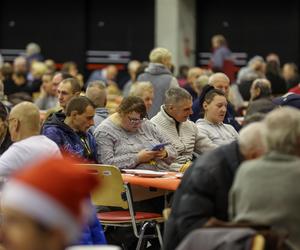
[70, 110, 78, 119]
[203, 101, 208, 111]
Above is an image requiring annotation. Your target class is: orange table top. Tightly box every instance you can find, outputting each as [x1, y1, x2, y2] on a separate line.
[122, 172, 181, 191]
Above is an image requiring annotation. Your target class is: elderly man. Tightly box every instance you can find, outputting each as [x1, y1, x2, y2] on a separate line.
[137, 47, 179, 118]
[245, 78, 277, 117]
[85, 80, 108, 132]
[151, 87, 216, 171]
[164, 122, 266, 250]
[0, 102, 61, 177]
[191, 72, 241, 131]
[230, 107, 300, 250]
[43, 96, 97, 162]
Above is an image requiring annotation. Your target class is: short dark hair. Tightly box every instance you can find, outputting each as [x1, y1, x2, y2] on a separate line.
[204, 89, 226, 104]
[60, 78, 81, 94]
[65, 96, 95, 116]
[117, 96, 147, 118]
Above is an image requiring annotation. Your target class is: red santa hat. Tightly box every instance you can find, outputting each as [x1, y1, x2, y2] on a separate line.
[1, 157, 99, 243]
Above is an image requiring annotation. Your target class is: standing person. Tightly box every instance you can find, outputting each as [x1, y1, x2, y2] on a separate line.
[210, 34, 234, 73]
[137, 47, 179, 118]
[0, 157, 104, 250]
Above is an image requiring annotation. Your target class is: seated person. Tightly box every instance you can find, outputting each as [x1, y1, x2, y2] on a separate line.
[164, 122, 266, 250]
[35, 72, 58, 110]
[94, 96, 177, 170]
[191, 73, 241, 131]
[0, 101, 12, 155]
[85, 80, 109, 133]
[245, 78, 277, 118]
[129, 81, 154, 114]
[196, 89, 238, 147]
[0, 102, 61, 178]
[151, 87, 216, 171]
[230, 107, 300, 250]
[1, 157, 106, 250]
[42, 96, 97, 162]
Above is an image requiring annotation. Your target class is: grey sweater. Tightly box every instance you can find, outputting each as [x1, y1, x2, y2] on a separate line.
[230, 152, 300, 250]
[196, 118, 239, 147]
[137, 63, 178, 118]
[151, 106, 216, 171]
[94, 117, 177, 170]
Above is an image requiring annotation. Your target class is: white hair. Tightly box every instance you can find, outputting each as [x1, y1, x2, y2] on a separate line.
[208, 72, 230, 86]
[264, 107, 300, 155]
[239, 122, 267, 156]
[129, 81, 153, 97]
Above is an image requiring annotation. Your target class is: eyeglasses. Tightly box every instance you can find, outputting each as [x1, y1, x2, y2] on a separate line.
[128, 116, 143, 125]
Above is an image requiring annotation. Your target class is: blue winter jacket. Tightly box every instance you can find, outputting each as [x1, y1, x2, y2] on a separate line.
[42, 111, 98, 162]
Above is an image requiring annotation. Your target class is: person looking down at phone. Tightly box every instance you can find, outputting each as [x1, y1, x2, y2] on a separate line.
[151, 87, 216, 171]
[94, 96, 177, 170]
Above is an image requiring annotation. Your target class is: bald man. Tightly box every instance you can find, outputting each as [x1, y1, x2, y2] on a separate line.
[191, 73, 241, 131]
[0, 102, 61, 178]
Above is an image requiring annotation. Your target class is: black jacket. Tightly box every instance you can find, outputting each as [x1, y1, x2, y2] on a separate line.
[164, 141, 244, 250]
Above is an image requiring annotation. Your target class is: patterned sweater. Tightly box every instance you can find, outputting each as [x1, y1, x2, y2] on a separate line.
[151, 106, 216, 171]
[94, 117, 177, 170]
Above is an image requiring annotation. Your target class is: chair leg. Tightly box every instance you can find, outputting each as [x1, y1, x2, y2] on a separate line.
[155, 223, 163, 248]
[136, 222, 150, 250]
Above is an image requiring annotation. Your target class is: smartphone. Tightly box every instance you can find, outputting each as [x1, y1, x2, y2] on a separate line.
[151, 143, 169, 151]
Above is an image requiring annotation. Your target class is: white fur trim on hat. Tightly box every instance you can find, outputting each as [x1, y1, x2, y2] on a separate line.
[1, 180, 81, 243]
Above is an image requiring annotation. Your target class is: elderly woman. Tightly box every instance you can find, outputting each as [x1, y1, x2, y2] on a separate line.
[94, 96, 176, 170]
[196, 89, 238, 147]
[129, 81, 154, 113]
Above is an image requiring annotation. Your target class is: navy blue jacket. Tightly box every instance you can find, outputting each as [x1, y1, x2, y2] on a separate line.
[42, 111, 98, 162]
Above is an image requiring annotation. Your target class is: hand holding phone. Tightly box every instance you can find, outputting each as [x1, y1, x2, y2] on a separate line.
[151, 143, 169, 151]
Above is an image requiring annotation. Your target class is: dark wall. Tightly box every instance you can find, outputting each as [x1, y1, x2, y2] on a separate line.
[0, 0, 155, 76]
[196, 1, 300, 66]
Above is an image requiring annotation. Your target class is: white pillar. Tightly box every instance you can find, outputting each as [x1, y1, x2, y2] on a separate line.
[155, 0, 196, 73]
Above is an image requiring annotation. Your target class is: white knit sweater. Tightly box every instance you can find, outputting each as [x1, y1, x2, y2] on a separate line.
[151, 106, 216, 171]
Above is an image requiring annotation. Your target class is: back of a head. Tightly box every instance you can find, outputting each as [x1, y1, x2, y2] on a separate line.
[165, 87, 192, 106]
[1, 157, 99, 243]
[264, 107, 300, 156]
[10, 102, 40, 132]
[65, 96, 95, 117]
[252, 78, 272, 97]
[238, 121, 267, 158]
[26, 42, 41, 56]
[129, 81, 153, 97]
[149, 47, 171, 64]
[85, 81, 107, 108]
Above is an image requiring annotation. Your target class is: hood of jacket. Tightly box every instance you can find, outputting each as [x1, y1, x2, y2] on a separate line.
[43, 111, 75, 136]
[145, 63, 172, 75]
